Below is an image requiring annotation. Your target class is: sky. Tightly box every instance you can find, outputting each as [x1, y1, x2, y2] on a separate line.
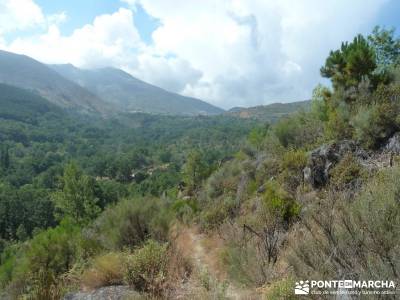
[0, 0, 399, 109]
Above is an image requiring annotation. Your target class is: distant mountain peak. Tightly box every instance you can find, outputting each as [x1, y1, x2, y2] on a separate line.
[0, 50, 112, 115]
[50, 64, 223, 116]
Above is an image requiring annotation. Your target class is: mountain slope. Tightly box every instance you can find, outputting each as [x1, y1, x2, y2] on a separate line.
[50, 64, 224, 116]
[0, 50, 112, 114]
[226, 100, 311, 123]
[0, 83, 63, 123]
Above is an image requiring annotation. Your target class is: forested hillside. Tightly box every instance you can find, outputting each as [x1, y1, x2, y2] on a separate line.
[227, 100, 310, 122]
[0, 26, 399, 300]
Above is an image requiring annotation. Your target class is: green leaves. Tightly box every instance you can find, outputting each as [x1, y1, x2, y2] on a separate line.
[368, 26, 400, 70]
[321, 34, 377, 91]
[52, 163, 100, 224]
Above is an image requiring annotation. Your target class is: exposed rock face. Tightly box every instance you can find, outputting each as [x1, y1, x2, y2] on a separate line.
[303, 140, 367, 188]
[303, 134, 400, 188]
[385, 132, 400, 154]
[63, 286, 140, 300]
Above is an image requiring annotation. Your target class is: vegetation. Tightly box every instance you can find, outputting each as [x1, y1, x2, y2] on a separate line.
[1, 26, 400, 299]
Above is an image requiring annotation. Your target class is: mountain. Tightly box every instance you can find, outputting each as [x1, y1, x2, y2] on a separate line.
[226, 100, 311, 123]
[0, 83, 63, 123]
[50, 64, 224, 116]
[0, 50, 112, 114]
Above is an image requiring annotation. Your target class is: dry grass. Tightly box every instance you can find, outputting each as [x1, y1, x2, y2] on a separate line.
[81, 252, 125, 290]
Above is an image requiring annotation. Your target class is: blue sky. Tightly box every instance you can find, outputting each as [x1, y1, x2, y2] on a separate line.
[28, 0, 400, 45]
[35, 0, 160, 43]
[1, 0, 399, 108]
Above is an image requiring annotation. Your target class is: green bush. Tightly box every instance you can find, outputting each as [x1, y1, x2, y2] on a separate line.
[125, 240, 168, 295]
[325, 97, 354, 140]
[279, 149, 307, 194]
[263, 182, 301, 225]
[87, 197, 172, 250]
[273, 112, 323, 149]
[352, 85, 400, 148]
[2, 219, 82, 299]
[200, 197, 237, 231]
[263, 277, 296, 300]
[330, 153, 366, 188]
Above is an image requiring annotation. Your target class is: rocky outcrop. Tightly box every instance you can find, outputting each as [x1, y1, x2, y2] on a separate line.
[303, 140, 368, 188]
[385, 132, 400, 154]
[63, 286, 140, 300]
[303, 134, 400, 188]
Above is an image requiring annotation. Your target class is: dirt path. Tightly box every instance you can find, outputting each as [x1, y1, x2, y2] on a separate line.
[175, 227, 259, 300]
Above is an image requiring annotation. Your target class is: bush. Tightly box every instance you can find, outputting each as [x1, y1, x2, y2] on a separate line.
[198, 268, 228, 299]
[279, 149, 307, 194]
[263, 182, 301, 226]
[200, 196, 238, 231]
[289, 166, 400, 287]
[81, 252, 125, 289]
[263, 277, 296, 300]
[221, 239, 267, 287]
[87, 197, 172, 250]
[352, 102, 398, 149]
[125, 240, 168, 295]
[273, 112, 323, 149]
[325, 97, 354, 140]
[4, 219, 81, 299]
[329, 153, 366, 189]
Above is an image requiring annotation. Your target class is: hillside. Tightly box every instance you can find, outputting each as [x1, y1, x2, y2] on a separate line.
[0, 27, 399, 300]
[226, 100, 311, 122]
[0, 50, 112, 114]
[50, 64, 224, 116]
[0, 84, 63, 123]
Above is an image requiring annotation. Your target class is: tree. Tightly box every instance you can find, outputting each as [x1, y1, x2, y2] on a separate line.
[182, 150, 207, 195]
[0, 145, 10, 170]
[310, 84, 330, 122]
[368, 26, 400, 70]
[52, 163, 100, 223]
[321, 34, 377, 91]
[248, 124, 269, 150]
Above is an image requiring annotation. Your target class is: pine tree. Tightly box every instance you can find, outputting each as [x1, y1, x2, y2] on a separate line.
[0, 145, 10, 170]
[321, 34, 377, 91]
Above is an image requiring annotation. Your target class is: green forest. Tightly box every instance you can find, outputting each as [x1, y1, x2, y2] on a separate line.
[1, 26, 400, 299]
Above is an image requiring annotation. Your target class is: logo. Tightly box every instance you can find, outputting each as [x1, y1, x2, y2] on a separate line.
[293, 279, 396, 296]
[295, 280, 310, 295]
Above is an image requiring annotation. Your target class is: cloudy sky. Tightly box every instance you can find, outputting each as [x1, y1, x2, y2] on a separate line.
[0, 0, 399, 109]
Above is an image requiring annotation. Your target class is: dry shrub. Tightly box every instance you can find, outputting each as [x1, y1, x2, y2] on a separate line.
[288, 166, 400, 289]
[82, 252, 125, 289]
[125, 240, 169, 295]
[219, 222, 279, 287]
[165, 241, 192, 287]
[262, 277, 296, 300]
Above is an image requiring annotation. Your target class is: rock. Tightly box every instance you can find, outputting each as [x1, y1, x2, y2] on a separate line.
[385, 132, 400, 154]
[63, 286, 140, 300]
[304, 140, 361, 188]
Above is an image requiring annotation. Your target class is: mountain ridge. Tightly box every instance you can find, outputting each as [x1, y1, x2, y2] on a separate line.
[50, 64, 224, 116]
[226, 100, 311, 122]
[0, 50, 112, 115]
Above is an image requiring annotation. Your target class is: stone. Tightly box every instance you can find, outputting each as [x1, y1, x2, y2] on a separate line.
[304, 140, 360, 188]
[63, 286, 140, 300]
[385, 132, 400, 154]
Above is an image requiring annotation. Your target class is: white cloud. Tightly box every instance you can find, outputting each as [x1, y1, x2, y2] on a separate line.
[133, 0, 388, 107]
[5, 8, 142, 68]
[0, 0, 391, 108]
[0, 0, 44, 34]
